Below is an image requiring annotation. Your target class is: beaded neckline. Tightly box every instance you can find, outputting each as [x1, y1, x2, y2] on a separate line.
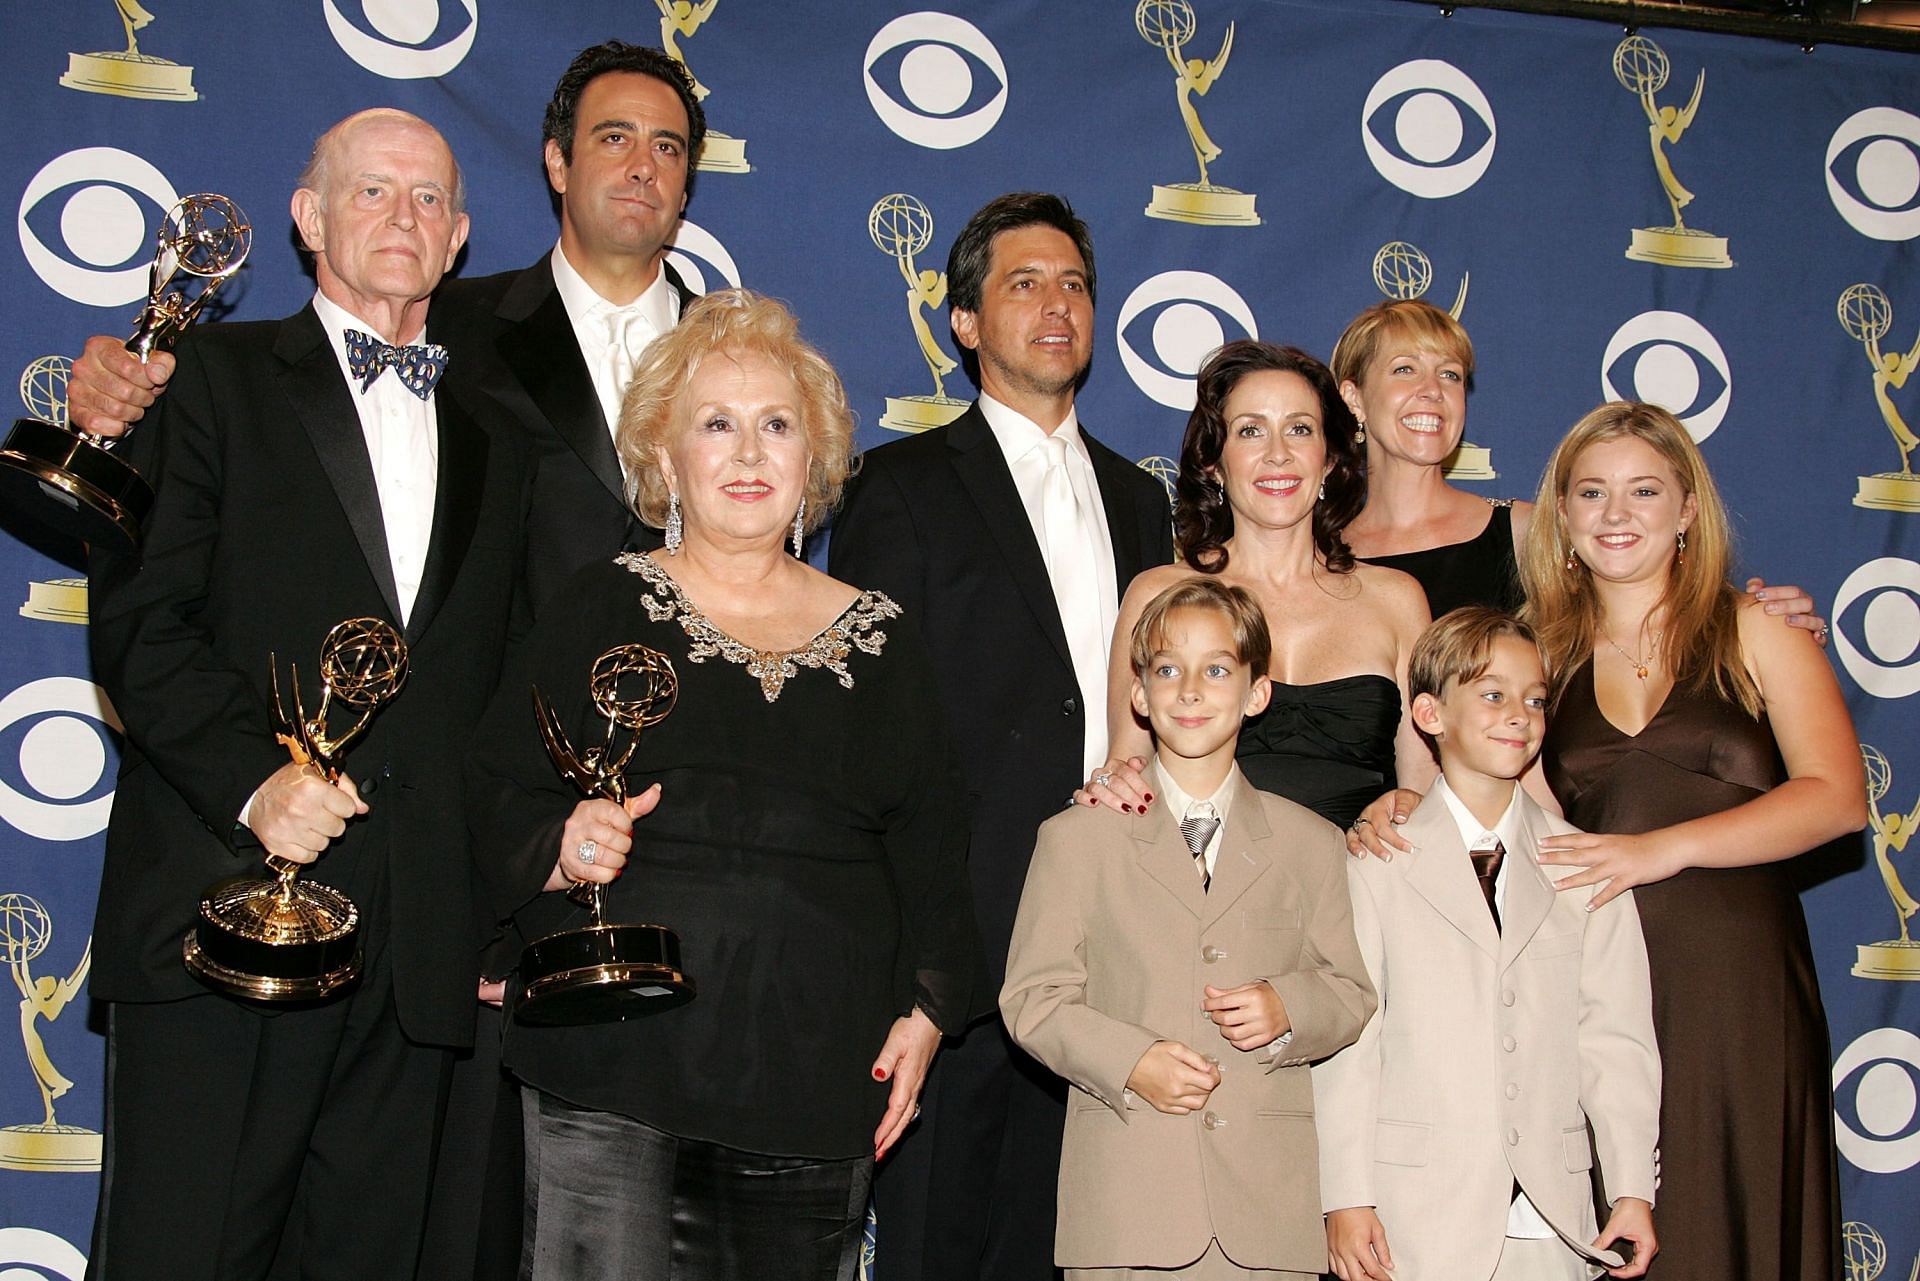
[617, 552, 899, 703]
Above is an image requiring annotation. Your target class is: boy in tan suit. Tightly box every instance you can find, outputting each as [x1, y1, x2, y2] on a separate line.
[1001, 578, 1375, 1279]
[1313, 608, 1660, 1281]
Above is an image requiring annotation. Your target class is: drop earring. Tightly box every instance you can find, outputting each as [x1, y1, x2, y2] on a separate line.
[665, 492, 683, 555]
[1676, 529, 1686, 565]
[791, 497, 807, 559]
[1317, 481, 1326, 502]
[1354, 421, 1367, 445]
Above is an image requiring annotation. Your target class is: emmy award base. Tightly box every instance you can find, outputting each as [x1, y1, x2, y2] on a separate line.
[697, 131, 751, 173]
[1854, 939, 1920, 981]
[1145, 182, 1261, 227]
[880, 394, 969, 434]
[1855, 473, 1920, 512]
[1626, 226, 1734, 269]
[1443, 441, 1498, 482]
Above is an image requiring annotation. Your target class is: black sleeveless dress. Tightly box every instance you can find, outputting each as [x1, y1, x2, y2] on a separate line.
[1363, 498, 1524, 618]
[1236, 674, 1400, 829]
[1544, 661, 1839, 1281]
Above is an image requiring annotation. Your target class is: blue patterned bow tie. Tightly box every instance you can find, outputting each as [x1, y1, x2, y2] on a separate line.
[343, 329, 448, 399]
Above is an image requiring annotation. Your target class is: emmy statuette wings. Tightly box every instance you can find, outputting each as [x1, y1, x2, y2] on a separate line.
[515, 643, 693, 1026]
[182, 618, 409, 1002]
[0, 193, 250, 549]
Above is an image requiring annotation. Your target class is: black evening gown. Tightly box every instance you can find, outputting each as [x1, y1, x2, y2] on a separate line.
[1236, 674, 1400, 830]
[1544, 660, 1840, 1281]
[469, 552, 980, 1161]
[1363, 497, 1524, 618]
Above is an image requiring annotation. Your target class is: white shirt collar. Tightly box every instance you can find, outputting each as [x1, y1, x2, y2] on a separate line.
[1432, 774, 1525, 854]
[978, 392, 1085, 469]
[1151, 757, 1238, 829]
[311, 289, 426, 355]
[549, 241, 678, 334]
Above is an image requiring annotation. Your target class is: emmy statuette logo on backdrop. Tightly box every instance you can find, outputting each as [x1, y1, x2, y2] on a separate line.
[1857, 745, 1920, 980]
[12, 360, 88, 624]
[0, 894, 98, 1172]
[1612, 36, 1733, 269]
[1369, 240, 1490, 480]
[1839, 283, 1920, 512]
[1842, 1219, 1920, 1281]
[60, 0, 197, 102]
[657, 0, 750, 174]
[869, 194, 967, 435]
[1136, 0, 1259, 227]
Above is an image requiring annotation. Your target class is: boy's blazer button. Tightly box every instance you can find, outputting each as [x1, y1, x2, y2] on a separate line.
[1200, 945, 1224, 963]
[1501, 1035, 1517, 1052]
[1506, 1128, 1520, 1146]
[1202, 1111, 1224, 1130]
[1505, 1083, 1520, 1099]
[1501, 988, 1517, 1007]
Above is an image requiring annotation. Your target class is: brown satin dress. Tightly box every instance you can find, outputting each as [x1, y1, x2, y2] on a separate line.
[1544, 660, 1840, 1281]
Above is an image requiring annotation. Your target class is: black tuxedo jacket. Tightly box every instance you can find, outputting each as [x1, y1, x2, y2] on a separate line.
[435, 253, 694, 609]
[829, 404, 1174, 987]
[87, 305, 531, 1049]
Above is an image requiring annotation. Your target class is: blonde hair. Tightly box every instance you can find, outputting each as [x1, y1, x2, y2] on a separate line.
[616, 289, 857, 536]
[1518, 401, 1760, 717]
[1408, 607, 1543, 756]
[1329, 298, 1476, 391]
[1129, 578, 1272, 679]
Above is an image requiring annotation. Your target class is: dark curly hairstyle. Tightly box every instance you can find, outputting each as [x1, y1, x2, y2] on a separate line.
[1175, 340, 1364, 576]
[541, 41, 707, 168]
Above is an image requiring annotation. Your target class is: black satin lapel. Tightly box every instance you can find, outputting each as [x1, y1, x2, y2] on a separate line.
[405, 389, 488, 645]
[497, 286, 625, 505]
[946, 411, 1076, 673]
[277, 318, 403, 625]
[1085, 430, 1151, 586]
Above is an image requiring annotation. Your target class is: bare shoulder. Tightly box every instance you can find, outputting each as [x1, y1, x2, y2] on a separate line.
[1349, 562, 1431, 627]
[1121, 561, 1200, 607]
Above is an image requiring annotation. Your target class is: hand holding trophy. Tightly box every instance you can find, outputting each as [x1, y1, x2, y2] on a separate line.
[183, 618, 408, 1001]
[0, 192, 250, 549]
[516, 642, 692, 1026]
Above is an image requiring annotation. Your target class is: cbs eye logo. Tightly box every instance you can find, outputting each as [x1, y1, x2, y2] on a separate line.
[864, 12, 1008, 150]
[1361, 60, 1497, 200]
[1600, 311, 1732, 442]
[1827, 107, 1920, 242]
[1117, 271, 1257, 411]
[17, 148, 178, 308]
[0, 1229, 84, 1281]
[1832, 557, 1920, 700]
[1833, 1026, 1920, 1174]
[323, 0, 478, 80]
[0, 677, 122, 843]
[664, 220, 742, 296]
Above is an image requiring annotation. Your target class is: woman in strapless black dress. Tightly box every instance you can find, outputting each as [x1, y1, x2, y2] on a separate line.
[1522, 402, 1864, 1281]
[1079, 341, 1432, 829]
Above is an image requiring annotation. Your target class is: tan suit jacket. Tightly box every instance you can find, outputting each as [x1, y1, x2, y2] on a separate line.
[1001, 771, 1375, 1272]
[1311, 786, 1660, 1281]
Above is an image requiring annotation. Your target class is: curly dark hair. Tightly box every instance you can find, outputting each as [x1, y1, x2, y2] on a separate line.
[541, 41, 707, 167]
[1175, 340, 1364, 576]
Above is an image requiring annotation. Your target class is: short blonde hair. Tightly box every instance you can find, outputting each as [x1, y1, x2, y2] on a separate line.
[616, 289, 857, 536]
[1329, 298, 1476, 390]
[1129, 578, 1272, 679]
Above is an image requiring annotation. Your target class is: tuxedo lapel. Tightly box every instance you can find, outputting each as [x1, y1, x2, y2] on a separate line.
[1399, 797, 1501, 958]
[275, 308, 403, 625]
[1201, 774, 1273, 928]
[1133, 801, 1208, 919]
[945, 407, 1076, 673]
[494, 261, 625, 507]
[1085, 429, 1155, 584]
[404, 385, 489, 645]
[1498, 797, 1560, 968]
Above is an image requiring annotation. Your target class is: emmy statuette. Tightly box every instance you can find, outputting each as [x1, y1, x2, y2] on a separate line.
[1838, 284, 1920, 513]
[1138, 0, 1260, 227]
[0, 193, 250, 549]
[1613, 36, 1733, 269]
[516, 644, 693, 1026]
[183, 619, 408, 1001]
[1854, 745, 1920, 980]
[870, 194, 969, 435]
[1368, 240, 1493, 481]
[0, 894, 100, 1171]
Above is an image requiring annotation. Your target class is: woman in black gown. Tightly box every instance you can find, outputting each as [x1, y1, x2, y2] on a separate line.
[1081, 340, 1432, 828]
[468, 291, 977, 1281]
[1522, 402, 1863, 1281]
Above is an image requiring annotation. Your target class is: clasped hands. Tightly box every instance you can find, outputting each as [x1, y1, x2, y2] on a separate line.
[1125, 980, 1289, 1115]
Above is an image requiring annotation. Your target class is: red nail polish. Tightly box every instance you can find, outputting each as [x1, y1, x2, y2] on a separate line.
[1121, 803, 1133, 813]
[874, 1067, 888, 1081]
[1143, 793, 1154, 804]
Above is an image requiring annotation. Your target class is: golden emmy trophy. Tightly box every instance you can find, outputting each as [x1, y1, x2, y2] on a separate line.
[1613, 36, 1733, 269]
[1841, 1219, 1919, 1281]
[1839, 283, 1920, 513]
[656, 0, 750, 174]
[183, 619, 409, 1001]
[1853, 745, 1920, 980]
[59, 0, 198, 101]
[0, 193, 249, 550]
[869, 195, 969, 435]
[516, 643, 692, 1026]
[1370, 240, 1493, 481]
[0, 894, 99, 1172]
[1138, 0, 1260, 227]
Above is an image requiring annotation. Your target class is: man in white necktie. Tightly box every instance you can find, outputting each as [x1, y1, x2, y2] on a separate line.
[832, 192, 1176, 1281]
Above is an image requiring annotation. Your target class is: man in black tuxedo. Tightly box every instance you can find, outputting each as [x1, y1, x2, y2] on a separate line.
[84, 110, 528, 1280]
[829, 192, 1174, 1281]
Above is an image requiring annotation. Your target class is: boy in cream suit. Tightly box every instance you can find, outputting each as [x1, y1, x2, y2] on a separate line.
[1002, 578, 1375, 1279]
[1313, 608, 1660, 1281]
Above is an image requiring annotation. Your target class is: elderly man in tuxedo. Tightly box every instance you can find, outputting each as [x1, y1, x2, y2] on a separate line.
[84, 109, 529, 1281]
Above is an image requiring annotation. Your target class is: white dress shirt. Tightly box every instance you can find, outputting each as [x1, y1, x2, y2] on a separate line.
[1432, 775, 1559, 1242]
[979, 393, 1119, 777]
[550, 241, 681, 442]
[310, 289, 436, 625]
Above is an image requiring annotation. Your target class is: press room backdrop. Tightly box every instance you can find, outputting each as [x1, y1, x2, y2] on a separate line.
[0, 0, 1915, 1273]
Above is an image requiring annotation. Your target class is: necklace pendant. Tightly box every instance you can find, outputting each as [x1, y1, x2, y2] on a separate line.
[1635, 664, 1649, 681]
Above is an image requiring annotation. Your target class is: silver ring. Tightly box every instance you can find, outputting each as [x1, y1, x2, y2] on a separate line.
[912, 1104, 922, 1120]
[576, 839, 598, 865]
[1353, 817, 1373, 828]
[1091, 770, 1113, 788]
[1815, 625, 1830, 641]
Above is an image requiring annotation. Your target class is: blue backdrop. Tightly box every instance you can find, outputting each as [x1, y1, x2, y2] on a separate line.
[0, 1, 1915, 1275]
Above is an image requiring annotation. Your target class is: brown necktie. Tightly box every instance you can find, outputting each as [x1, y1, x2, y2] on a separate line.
[1471, 841, 1504, 932]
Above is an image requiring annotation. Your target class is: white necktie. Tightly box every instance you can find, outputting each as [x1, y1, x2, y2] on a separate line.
[605, 308, 644, 412]
[1039, 433, 1108, 776]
